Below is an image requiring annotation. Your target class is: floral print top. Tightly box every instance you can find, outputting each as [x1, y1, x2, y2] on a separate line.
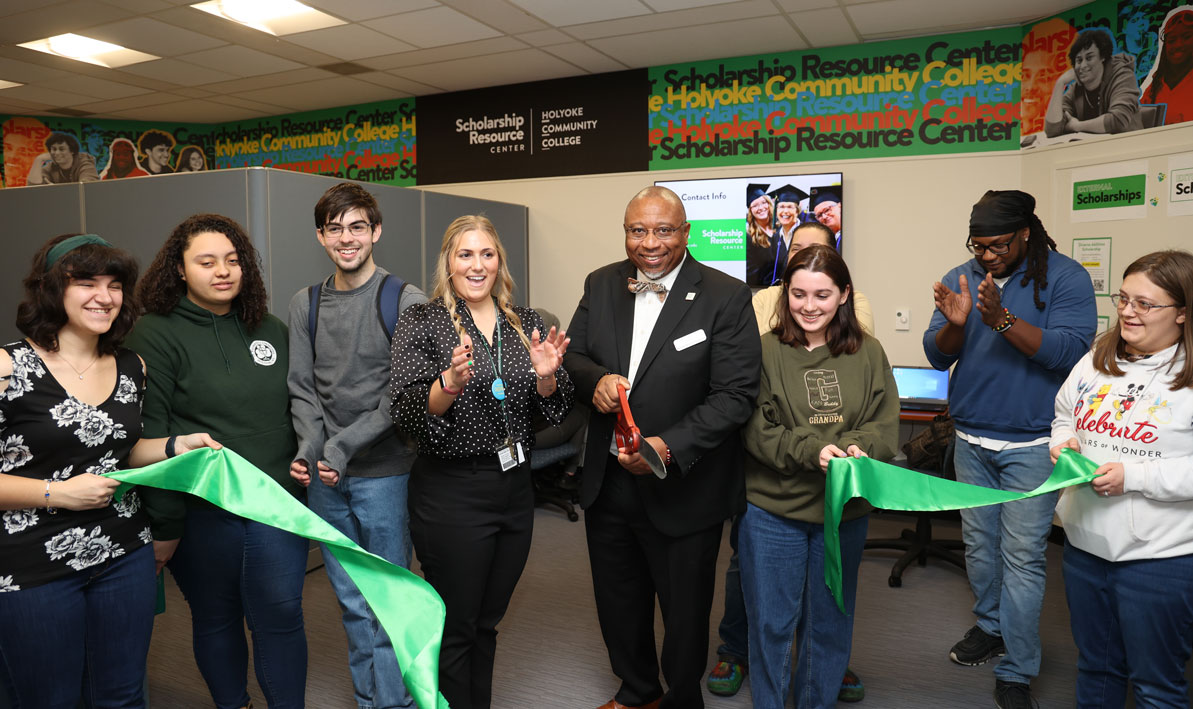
[0, 341, 150, 591]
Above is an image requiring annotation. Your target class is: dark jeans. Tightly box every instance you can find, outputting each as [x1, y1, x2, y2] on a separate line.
[410, 455, 533, 709]
[1064, 541, 1193, 708]
[715, 514, 748, 663]
[0, 543, 155, 708]
[168, 507, 308, 709]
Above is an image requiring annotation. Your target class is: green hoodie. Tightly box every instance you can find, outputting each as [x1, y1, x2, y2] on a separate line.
[742, 332, 900, 524]
[125, 296, 299, 540]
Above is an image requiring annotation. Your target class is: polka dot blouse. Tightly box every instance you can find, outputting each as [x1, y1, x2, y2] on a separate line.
[388, 297, 574, 459]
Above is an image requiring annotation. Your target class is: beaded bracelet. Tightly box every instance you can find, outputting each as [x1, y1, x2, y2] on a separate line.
[664, 446, 673, 467]
[45, 479, 57, 515]
[992, 308, 1017, 333]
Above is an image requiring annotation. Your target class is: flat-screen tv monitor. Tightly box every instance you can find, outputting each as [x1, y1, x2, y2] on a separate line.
[654, 172, 843, 287]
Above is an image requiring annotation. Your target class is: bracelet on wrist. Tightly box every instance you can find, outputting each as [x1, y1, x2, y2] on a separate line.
[664, 446, 673, 467]
[45, 480, 56, 515]
[536, 371, 554, 382]
[165, 435, 178, 458]
[992, 308, 1017, 333]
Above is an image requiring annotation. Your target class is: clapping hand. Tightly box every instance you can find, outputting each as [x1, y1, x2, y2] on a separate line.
[529, 326, 570, 379]
[933, 274, 972, 327]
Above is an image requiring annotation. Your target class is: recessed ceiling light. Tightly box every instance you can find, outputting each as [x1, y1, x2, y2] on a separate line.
[0, 80, 23, 90]
[18, 33, 158, 68]
[190, 0, 346, 35]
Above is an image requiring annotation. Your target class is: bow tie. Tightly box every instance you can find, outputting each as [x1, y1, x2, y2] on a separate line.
[627, 277, 667, 302]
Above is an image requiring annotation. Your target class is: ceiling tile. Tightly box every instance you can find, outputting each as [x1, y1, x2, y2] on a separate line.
[437, 0, 551, 33]
[795, 7, 861, 48]
[848, 0, 1067, 36]
[0, 84, 101, 107]
[98, 0, 175, 11]
[516, 29, 572, 46]
[0, 1, 133, 44]
[506, 0, 652, 26]
[302, 0, 440, 22]
[370, 7, 503, 48]
[48, 75, 153, 100]
[118, 57, 239, 86]
[0, 96, 55, 114]
[85, 17, 227, 57]
[398, 48, 581, 92]
[566, 0, 777, 40]
[170, 86, 217, 97]
[356, 70, 443, 95]
[540, 42, 628, 73]
[209, 94, 295, 113]
[643, 0, 742, 10]
[73, 91, 186, 115]
[0, 56, 73, 84]
[775, 0, 838, 10]
[230, 77, 400, 112]
[108, 99, 270, 122]
[588, 16, 805, 68]
[359, 36, 527, 70]
[176, 46, 305, 77]
[195, 67, 332, 94]
[284, 24, 416, 60]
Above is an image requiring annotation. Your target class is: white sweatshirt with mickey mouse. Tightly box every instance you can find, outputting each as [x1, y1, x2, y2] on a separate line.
[1051, 343, 1193, 562]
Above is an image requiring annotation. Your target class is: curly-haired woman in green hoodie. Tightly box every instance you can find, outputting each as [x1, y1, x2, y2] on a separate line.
[126, 214, 306, 709]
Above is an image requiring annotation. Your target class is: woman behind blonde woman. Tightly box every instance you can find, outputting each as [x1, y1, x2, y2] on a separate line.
[1051, 250, 1193, 707]
[0, 233, 218, 708]
[388, 215, 573, 709]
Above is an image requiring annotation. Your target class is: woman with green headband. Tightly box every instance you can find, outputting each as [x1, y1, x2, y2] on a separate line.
[0, 233, 220, 707]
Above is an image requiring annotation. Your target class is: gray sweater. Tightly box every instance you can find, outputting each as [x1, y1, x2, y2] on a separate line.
[288, 267, 426, 477]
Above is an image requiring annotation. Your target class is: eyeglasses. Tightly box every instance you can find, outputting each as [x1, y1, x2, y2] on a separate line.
[321, 221, 373, 239]
[965, 237, 1014, 256]
[624, 223, 686, 240]
[1109, 294, 1180, 315]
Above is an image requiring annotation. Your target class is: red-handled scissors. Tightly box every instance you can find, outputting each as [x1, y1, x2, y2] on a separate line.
[613, 383, 667, 479]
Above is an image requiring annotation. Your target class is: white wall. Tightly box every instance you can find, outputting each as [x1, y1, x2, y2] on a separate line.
[422, 123, 1193, 367]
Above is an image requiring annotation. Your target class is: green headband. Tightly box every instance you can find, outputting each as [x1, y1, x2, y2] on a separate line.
[44, 234, 113, 272]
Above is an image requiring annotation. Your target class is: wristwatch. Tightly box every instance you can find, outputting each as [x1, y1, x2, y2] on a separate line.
[439, 372, 460, 395]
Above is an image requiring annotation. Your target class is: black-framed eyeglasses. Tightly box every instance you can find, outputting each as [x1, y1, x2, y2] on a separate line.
[321, 221, 373, 239]
[1109, 294, 1180, 315]
[965, 237, 1014, 256]
[624, 223, 686, 240]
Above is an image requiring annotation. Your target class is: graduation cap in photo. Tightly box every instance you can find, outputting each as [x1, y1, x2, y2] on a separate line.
[768, 184, 808, 206]
[809, 187, 841, 209]
[745, 183, 770, 207]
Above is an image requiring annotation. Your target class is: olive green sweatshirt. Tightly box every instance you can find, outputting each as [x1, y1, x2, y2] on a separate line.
[125, 296, 299, 540]
[742, 332, 900, 524]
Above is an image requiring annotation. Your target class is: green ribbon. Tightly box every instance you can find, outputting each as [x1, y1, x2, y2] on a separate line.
[823, 448, 1100, 613]
[106, 447, 449, 709]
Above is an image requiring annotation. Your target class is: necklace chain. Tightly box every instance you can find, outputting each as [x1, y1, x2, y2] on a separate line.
[56, 351, 99, 380]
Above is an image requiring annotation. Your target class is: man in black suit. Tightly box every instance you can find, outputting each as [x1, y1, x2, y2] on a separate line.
[564, 186, 761, 709]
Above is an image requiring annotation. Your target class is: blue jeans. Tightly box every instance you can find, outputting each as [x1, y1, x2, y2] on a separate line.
[953, 436, 1057, 684]
[308, 473, 413, 709]
[739, 502, 868, 709]
[1064, 541, 1193, 708]
[168, 507, 308, 709]
[0, 543, 155, 708]
[715, 514, 748, 663]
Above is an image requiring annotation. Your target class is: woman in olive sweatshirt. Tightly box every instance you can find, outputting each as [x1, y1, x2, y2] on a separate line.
[125, 214, 305, 709]
[739, 245, 900, 709]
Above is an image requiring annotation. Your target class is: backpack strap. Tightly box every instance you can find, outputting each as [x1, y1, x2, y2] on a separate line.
[307, 281, 322, 356]
[377, 273, 408, 340]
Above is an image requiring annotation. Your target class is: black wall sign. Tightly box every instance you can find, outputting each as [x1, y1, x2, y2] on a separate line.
[416, 69, 649, 185]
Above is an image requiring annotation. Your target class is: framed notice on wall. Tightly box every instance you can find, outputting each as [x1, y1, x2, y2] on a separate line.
[1071, 237, 1111, 296]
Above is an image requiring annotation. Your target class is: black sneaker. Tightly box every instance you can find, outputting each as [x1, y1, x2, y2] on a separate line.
[993, 679, 1038, 709]
[949, 625, 1006, 666]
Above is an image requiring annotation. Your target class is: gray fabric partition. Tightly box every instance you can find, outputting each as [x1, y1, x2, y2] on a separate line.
[0, 168, 528, 343]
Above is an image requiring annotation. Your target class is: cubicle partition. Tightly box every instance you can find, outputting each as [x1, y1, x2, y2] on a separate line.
[0, 168, 529, 343]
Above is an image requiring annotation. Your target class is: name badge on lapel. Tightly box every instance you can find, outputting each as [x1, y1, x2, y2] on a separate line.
[673, 329, 707, 352]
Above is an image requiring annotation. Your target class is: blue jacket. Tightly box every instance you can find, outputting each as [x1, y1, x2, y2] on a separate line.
[923, 250, 1096, 441]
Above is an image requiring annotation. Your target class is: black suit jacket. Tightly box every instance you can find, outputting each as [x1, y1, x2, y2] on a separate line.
[564, 255, 761, 537]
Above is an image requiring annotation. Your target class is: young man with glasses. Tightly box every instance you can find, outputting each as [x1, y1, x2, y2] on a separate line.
[287, 182, 427, 709]
[923, 190, 1096, 709]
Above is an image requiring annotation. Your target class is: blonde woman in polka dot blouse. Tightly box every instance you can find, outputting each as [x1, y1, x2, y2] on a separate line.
[388, 214, 573, 709]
